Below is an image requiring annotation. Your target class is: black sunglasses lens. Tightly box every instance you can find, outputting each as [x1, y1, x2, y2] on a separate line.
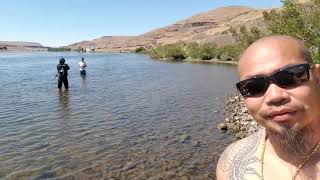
[237, 77, 267, 97]
[275, 64, 310, 87]
[274, 71, 295, 86]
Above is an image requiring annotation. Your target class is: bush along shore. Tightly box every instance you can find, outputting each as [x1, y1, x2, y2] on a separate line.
[134, 42, 244, 64]
[218, 90, 261, 139]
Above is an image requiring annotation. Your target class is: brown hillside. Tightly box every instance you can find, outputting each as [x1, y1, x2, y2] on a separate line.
[0, 41, 47, 51]
[68, 6, 272, 52]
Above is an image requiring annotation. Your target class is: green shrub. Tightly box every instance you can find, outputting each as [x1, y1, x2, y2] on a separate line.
[147, 42, 244, 61]
[198, 43, 217, 60]
[263, 0, 320, 63]
[185, 42, 200, 59]
[216, 44, 244, 61]
[147, 48, 161, 59]
[146, 45, 165, 59]
[230, 26, 262, 48]
[48, 47, 71, 52]
[163, 44, 186, 61]
[134, 47, 146, 53]
[147, 44, 186, 61]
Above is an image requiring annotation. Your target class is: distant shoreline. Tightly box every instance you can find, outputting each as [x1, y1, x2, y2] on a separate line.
[184, 58, 238, 65]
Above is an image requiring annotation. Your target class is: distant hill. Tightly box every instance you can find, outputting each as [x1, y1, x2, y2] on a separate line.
[68, 6, 271, 52]
[0, 41, 47, 51]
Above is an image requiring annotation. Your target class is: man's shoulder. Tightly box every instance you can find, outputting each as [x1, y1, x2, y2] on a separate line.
[227, 130, 263, 152]
[216, 130, 264, 180]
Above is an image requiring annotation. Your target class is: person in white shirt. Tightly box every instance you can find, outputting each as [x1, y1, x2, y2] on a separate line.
[79, 57, 87, 76]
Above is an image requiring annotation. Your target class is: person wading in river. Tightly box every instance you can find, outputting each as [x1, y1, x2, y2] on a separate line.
[216, 35, 320, 180]
[57, 57, 70, 90]
[79, 57, 87, 77]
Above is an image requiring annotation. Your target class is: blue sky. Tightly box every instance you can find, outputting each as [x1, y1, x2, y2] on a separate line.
[0, 0, 282, 47]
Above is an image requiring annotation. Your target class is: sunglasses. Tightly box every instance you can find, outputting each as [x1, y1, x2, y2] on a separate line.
[236, 63, 311, 97]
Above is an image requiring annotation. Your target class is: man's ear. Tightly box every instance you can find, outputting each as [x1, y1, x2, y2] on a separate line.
[314, 64, 320, 85]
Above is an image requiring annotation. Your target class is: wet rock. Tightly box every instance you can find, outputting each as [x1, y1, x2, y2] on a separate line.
[218, 123, 228, 130]
[230, 125, 240, 134]
[235, 132, 247, 139]
[227, 123, 234, 130]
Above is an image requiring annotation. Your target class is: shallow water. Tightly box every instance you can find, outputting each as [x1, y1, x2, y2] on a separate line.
[0, 52, 238, 179]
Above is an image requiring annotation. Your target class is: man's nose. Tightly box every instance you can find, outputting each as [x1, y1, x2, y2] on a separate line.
[265, 83, 290, 106]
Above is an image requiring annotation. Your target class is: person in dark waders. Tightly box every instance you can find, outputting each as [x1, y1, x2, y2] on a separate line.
[57, 57, 70, 90]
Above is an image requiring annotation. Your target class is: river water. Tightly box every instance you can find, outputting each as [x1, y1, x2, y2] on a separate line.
[0, 52, 239, 179]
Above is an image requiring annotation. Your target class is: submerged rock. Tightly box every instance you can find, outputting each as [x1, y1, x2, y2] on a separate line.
[122, 162, 137, 171]
[179, 134, 192, 143]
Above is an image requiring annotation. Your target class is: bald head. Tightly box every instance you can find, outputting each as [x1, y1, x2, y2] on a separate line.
[238, 35, 312, 79]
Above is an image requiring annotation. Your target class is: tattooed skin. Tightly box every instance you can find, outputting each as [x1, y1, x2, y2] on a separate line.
[219, 130, 263, 180]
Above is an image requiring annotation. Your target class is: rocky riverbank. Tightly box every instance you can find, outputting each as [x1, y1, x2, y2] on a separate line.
[218, 90, 261, 139]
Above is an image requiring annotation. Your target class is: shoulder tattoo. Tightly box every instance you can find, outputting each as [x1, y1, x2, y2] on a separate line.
[218, 131, 263, 180]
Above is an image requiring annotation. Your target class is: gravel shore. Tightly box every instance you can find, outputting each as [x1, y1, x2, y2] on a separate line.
[218, 90, 261, 139]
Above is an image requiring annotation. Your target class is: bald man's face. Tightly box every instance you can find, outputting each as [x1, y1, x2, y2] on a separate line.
[238, 39, 320, 134]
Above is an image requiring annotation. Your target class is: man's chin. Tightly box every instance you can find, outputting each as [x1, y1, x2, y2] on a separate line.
[265, 123, 314, 156]
[264, 120, 290, 134]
